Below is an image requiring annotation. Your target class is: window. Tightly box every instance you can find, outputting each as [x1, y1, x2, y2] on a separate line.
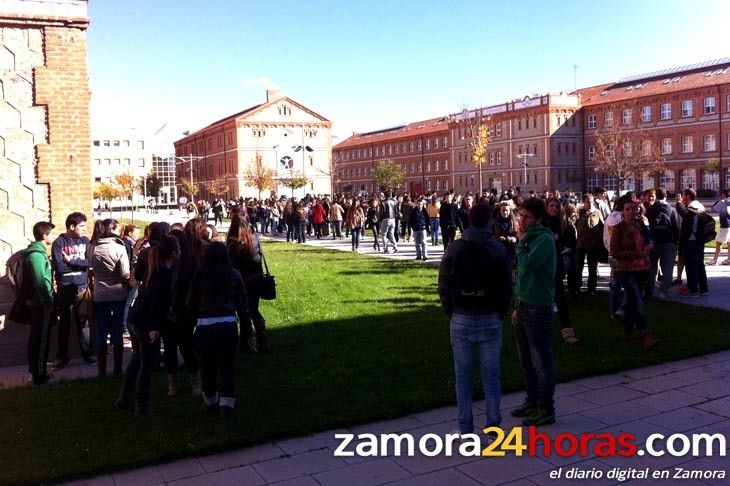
[426, 180, 431, 191]
[443, 137, 448, 148]
[489, 153, 495, 165]
[93, 158, 100, 166]
[661, 103, 672, 120]
[604, 175, 617, 191]
[103, 140, 110, 147]
[434, 138, 439, 149]
[123, 158, 130, 166]
[395, 144, 399, 154]
[112, 140, 119, 147]
[604, 111, 613, 127]
[518, 119, 522, 130]
[445, 179, 449, 191]
[586, 173, 599, 191]
[417, 141, 422, 151]
[426, 139, 430, 150]
[661, 137, 672, 155]
[410, 163, 415, 173]
[410, 142, 414, 152]
[681, 100, 693, 117]
[93, 140, 100, 146]
[388, 145, 393, 155]
[702, 170, 719, 190]
[606, 144, 615, 158]
[622, 109, 632, 125]
[444, 159, 449, 170]
[496, 152, 502, 165]
[495, 124, 502, 136]
[435, 180, 440, 191]
[680, 169, 696, 189]
[587, 114, 596, 129]
[622, 141, 632, 157]
[252, 128, 265, 138]
[104, 158, 110, 165]
[402, 143, 406, 153]
[681, 136, 693, 153]
[641, 106, 651, 123]
[728, 132, 730, 150]
[138, 158, 145, 167]
[588, 145, 595, 160]
[277, 105, 292, 116]
[704, 134, 716, 151]
[426, 161, 431, 172]
[137, 140, 145, 149]
[727, 95, 730, 112]
[641, 140, 652, 156]
[660, 171, 675, 192]
[557, 143, 562, 154]
[534, 118, 538, 128]
[704, 97, 716, 115]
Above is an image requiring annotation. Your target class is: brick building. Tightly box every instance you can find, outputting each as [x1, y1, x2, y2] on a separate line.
[174, 90, 332, 201]
[335, 59, 730, 198]
[580, 59, 730, 194]
[0, 0, 92, 365]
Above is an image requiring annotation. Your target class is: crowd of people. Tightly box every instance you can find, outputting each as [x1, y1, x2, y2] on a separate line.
[20, 208, 270, 421]
[17, 184, 729, 431]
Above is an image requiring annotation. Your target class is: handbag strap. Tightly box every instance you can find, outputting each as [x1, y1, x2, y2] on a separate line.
[257, 237, 270, 276]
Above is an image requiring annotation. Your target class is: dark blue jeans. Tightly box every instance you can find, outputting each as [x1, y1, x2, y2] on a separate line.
[351, 227, 362, 249]
[514, 303, 555, 414]
[94, 300, 125, 347]
[684, 241, 708, 294]
[616, 272, 647, 332]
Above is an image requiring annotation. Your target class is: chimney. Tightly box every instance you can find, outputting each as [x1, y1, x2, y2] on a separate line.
[267, 89, 284, 102]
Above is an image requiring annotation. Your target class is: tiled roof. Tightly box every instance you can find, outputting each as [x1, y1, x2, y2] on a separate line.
[182, 103, 264, 139]
[577, 60, 730, 107]
[334, 115, 450, 150]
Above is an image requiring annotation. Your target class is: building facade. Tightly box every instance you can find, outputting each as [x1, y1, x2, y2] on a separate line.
[335, 59, 730, 198]
[174, 90, 332, 201]
[0, 0, 92, 364]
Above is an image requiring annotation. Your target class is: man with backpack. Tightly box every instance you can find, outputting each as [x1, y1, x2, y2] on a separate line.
[52, 212, 95, 368]
[646, 188, 680, 299]
[26, 222, 57, 385]
[678, 188, 711, 298]
[709, 189, 730, 266]
[438, 204, 512, 437]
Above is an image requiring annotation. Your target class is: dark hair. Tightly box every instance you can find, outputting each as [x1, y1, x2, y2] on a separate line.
[169, 229, 191, 262]
[148, 222, 170, 245]
[185, 218, 208, 261]
[90, 219, 118, 244]
[198, 242, 233, 308]
[145, 236, 179, 287]
[91, 220, 105, 244]
[723, 189, 730, 198]
[521, 197, 546, 221]
[32, 221, 55, 241]
[228, 213, 256, 259]
[65, 212, 87, 229]
[170, 222, 184, 231]
[682, 188, 697, 200]
[656, 188, 667, 200]
[468, 203, 491, 228]
[205, 224, 218, 240]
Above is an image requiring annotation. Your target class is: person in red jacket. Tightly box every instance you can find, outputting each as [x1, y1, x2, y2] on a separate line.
[311, 199, 327, 239]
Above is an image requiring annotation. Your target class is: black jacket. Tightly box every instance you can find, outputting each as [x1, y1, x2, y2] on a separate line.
[186, 269, 253, 339]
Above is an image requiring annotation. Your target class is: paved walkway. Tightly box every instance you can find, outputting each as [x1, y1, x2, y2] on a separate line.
[62, 351, 730, 486]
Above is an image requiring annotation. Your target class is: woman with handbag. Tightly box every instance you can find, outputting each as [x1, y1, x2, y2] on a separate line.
[89, 219, 130, 376]
[227, 213, 271, 353]
[345, 202, 366, 252]
[366, 199, 381, 251]
[187, 242, 253, 421]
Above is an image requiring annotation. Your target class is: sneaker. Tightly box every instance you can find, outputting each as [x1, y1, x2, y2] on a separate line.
[422, 257, 428, 261]
[510, 401, 538, 417]
[393, 248, 399, 254]
[680, 293, 700, 299]
[521, 407, 555, 426]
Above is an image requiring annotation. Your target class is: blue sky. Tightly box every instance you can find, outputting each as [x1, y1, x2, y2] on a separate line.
[87, 0, 730, 143]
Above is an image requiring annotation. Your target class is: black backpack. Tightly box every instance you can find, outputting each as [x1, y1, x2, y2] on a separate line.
[699, 212, 717, 244]
[5, 249, 33, 325]
[651, 209, 674, 243]
[451, 240, 498, 309]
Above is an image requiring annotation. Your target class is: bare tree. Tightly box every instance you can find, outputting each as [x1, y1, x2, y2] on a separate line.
[452, 108, 491, 194]
[593, 104, 665, 191]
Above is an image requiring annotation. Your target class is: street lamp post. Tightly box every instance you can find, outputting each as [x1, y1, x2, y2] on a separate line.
[516, 153, 535, 192]
[173, 154, 206, 205]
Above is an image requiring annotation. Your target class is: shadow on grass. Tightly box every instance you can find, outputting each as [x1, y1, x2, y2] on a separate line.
[2, 294, 730, 485]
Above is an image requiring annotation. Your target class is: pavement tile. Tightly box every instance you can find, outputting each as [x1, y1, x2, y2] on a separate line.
[685, 421, 730, 453]
[349, 416, 428, 435]
[411, 405, 480, 426]
[168, 465, 264, 486]
[555, 395, 602, 417]
[580, 402, 659, 427]
[623, 375, 692, 394]
[629, 389, 707, 412]
[573, 385, 647, 406]
[253, 449, 347, 483]
[156, 458, 205, 482]
[643, 407, 726, 432]
[277, 429, 351, 455]
[267, 477, 321, 486]
[61, 476, 116, 486]
[553, 382, 593, 398]
[457, 453, 553, 484]
[693, 396, 730, 418]
[679, 379, 730, 399]
[198, 443, 285, 472]
[662, 356, 718, 371]
[113, 465, 164, 486]
[620, 364, 676, 380]
[313, 457, 411, 486]
[664, 367, 728, 384]
[390, 438, 482, 476]
[598, 420, 675, 446]
[572, 373, 630, 390]
[531, 413, 608, 436]
[384, 468, 481, 486]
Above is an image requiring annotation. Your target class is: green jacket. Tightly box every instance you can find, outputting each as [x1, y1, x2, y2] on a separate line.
[515, 224, 556, 307]
[25, 241, 54, 307]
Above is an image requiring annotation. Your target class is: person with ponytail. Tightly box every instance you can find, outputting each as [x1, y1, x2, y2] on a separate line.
[187, 242, 253, 421]
[116, 236, 179, 417]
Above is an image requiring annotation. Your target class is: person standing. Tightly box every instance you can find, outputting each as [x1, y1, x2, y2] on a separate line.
[427, 195, 441, 246]
[408, 197, 429, 261]
[645, 188, 680, 299]
[52, 212, 95, 368]
[510, 198, 557, 426]
[380, 191, 399, 253]
[439, 192, 461, 250]
[330, 199, 344, 240]
[708, 189, 730, 265]
[679, 189, 709, 298]
[438, 204, 512, 436]
[26, 222, 57, 385]
[575, 193, 604, 296]
[345, 202, 365, 252]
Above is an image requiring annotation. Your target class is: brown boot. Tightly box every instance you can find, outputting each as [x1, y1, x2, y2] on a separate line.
[112, 344, 124, 376]
[96, 346, 107, 377]
[167, 373, 178, 396]
[253, 318, 271, 353]
[641, 329, 659, 351]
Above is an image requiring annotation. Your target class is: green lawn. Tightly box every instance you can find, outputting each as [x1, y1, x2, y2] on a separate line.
[1, 242, 729, 484]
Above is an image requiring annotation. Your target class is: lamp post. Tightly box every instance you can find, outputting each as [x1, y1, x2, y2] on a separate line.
[173, 154, 206, 204]
[293, 144, 313, 196]
[516, 153, 535, 192]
